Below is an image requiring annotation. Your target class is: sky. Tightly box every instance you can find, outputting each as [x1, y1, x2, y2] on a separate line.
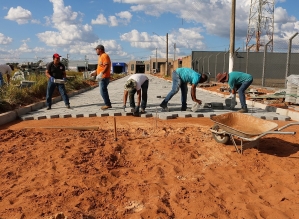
[0, 0, 299, 64]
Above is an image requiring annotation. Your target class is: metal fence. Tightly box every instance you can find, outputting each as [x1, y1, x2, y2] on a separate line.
[191, 32, 299, 88]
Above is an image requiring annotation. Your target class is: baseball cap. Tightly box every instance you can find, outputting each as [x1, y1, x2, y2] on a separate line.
[95, 45, 105, 50]
[124, 79, 137, 91]
[53, 53, 61, 59]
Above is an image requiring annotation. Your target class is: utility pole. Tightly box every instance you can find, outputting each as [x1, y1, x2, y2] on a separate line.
[149, 56, 151, 73]
[84, 55, 88, 72]
[229, 0, 236, 73]
[66, 54, 69, 70]
[156, 48, 157, 73]
[166, 33, 169, 76]
[173, 43, 176, 62]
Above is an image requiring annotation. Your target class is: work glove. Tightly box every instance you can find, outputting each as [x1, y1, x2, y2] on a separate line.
[191, 103, 201, 112]
[134, 106, 140, 113]
[50, 77, 55, 83]
[122, 105, 126, 112]
[63, 77, 67, 82]
[96, 72, 103, 81]
[228, 93, 236, 99]
[89, 70, 96, 77]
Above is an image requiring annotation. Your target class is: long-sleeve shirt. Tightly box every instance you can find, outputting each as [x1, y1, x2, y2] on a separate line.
[228, 71, 253, 89]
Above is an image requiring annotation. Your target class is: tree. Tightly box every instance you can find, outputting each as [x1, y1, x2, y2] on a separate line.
[61, 58, 69, 70]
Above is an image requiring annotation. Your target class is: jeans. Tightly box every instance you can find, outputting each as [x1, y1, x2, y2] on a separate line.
[237, 79, 253, 108]
[99, 78, 111, 106]
[0, 73, 4, 87]
[46, 81, 70, 107]
[163, 71, 188, 108]
[129, 80, 149, 109]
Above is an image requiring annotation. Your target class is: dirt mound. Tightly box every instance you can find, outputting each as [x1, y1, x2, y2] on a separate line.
[1, 117, 299, 218]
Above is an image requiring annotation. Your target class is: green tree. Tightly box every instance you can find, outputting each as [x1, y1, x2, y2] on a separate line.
[61, 58, 69, 70]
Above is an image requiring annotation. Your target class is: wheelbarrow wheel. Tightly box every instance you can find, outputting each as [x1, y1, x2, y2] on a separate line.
[211, 124, 230, 144]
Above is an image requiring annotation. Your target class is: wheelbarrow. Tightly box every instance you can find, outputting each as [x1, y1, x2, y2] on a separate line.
[210, 112, 299, 154]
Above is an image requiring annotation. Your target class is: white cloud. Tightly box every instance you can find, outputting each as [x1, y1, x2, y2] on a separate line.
[274, 7, 296, 24]
[19, 42, 31, 53]
[92, 11, 132, 26]
[31, 19, 41, 24]
[91, 14, 108, 25]
[117, 0, 299, 52]
[0, 33, 13, 45]
[109, 16, 119, 26]
[5, 6, 32, 24]
[37, 0, 98, 47]
[120, 27, 206, 57]
[116, 11, 132, 24]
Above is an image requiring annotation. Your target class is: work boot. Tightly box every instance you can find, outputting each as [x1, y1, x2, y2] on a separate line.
[101, 105, 112, 110]
[160, 101, 169, 111]
[238, 108, 248, 113]
[66, 104, 70, 109]
[140, 108, 146, 114]
[46, 106, 51, 110]
[181, 106, 187, 111]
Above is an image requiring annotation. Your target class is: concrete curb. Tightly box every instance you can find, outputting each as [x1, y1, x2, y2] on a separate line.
[0, 111, 18, 126]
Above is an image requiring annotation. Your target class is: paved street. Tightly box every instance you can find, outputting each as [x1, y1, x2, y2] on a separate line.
[20, 74, 291, 121]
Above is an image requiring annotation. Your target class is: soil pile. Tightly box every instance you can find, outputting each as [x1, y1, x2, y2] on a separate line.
[0, 117, 299, 219]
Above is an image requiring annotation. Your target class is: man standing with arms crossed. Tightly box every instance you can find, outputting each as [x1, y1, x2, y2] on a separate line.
[90, 45, 112, 110]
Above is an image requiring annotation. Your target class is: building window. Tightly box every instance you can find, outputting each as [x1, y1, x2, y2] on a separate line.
[131, 64, 134, 71]
[146, 64, 149, 71]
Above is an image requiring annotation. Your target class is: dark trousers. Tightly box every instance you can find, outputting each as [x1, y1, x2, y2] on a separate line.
[46, 81, 70, 107]
[129, 80, 149, 109]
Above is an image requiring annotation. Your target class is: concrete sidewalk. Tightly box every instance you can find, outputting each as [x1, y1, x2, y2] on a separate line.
[17, 74, 291, 121]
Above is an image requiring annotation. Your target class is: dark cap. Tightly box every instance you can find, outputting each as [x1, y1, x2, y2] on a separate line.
[95, 45, 105, 50]
[53, 53, 61, 59]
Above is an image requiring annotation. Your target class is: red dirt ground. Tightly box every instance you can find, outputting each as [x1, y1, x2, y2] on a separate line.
[1, 116, 299, 219]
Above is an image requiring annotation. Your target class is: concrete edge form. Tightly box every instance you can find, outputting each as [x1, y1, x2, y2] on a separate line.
[0, 111, 17, 126]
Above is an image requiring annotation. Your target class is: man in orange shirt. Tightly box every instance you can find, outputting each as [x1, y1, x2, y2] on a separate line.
[90, 45, 112, 110]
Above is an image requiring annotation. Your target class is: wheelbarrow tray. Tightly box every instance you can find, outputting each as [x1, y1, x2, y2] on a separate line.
[211, 112, 278, 138]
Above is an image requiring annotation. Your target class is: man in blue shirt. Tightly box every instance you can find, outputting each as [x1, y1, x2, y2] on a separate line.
[217, 71, 253, 113]
[160, 68, 208, 111]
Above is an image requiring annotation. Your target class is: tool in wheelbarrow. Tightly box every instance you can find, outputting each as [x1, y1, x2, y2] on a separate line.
[210, 112, 299, 154]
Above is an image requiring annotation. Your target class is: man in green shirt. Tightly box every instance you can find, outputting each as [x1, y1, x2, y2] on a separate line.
[217, 71, 253, 113]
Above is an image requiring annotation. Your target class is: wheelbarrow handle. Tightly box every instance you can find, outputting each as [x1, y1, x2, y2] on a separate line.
[265, 131, 296, 135]
[275, 122, 299, 131]
[240, 131, 296, 142]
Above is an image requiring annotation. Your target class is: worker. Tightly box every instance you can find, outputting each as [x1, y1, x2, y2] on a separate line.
[216, 71, 253, 113]
[123, 74, 149, 114]
[45, 53, 70, 110]
[160, 67, 208, 111]
[0, 64, 14, 87]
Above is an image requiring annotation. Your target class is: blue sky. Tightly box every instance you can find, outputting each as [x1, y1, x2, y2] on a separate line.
[0, 0, 298, 64]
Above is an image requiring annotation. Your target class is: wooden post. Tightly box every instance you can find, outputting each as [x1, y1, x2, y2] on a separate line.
[114, 117, 117, 141]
